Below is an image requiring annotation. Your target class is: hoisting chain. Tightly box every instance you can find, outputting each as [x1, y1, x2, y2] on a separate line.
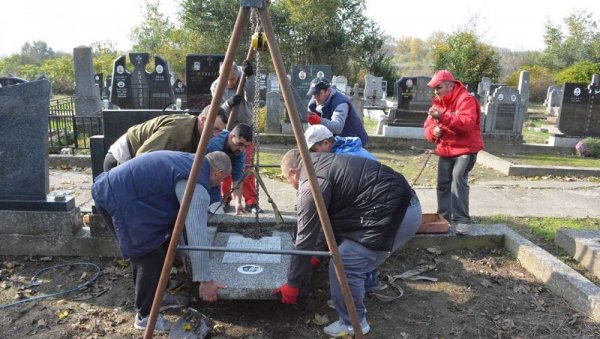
[251, 7, 263, 222]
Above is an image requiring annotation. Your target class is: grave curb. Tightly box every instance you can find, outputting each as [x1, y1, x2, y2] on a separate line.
[476, 151, 600, 177]
[556, 229, 600, 280]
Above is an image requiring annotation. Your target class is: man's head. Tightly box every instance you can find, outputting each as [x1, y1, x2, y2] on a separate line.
[281, 148, 302, 190]
[427, 70, 456, 99]
[199, 105, 228, 136]
[206, 151, 232, 187]
[307, 77, 331, 105]
[227, 123, 253, 155]
[222, 62, 242, 89]
[304, 125, 335, 152]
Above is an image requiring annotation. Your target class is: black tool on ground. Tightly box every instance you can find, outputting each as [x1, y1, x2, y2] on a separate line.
[169, 308, 212, 339]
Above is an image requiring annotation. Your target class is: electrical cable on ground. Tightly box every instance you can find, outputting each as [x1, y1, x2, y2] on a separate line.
[0, 262, 102, 309]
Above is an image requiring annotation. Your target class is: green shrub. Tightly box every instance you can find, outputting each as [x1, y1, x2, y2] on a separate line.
[576, 137, 600, 158]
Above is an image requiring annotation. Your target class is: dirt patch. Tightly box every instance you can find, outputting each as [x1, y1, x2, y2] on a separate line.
[1, 247, 599, 338]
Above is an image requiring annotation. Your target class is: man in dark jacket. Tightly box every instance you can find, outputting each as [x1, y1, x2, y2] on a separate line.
[274, 149, 422, 337]
[306, 77, 369, 147]
[92, 150, 231, 332]
[103, 105, 228, 171]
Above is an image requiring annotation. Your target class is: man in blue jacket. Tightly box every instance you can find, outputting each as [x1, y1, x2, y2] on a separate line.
[274, 149, 422, 337]
[92, 150, 231, 332]
[304, 124, 375, 161]
[306, 77, 369, 147]
[207, 123, 253, 214]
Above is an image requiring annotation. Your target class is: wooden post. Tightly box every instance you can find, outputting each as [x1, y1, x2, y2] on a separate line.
[257, 3, 364, 338]
[142, 6, 250, 338]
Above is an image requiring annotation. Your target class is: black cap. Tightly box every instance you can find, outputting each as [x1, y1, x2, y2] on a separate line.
[306, 77, 330, 96]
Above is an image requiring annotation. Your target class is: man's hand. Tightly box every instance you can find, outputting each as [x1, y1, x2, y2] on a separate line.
[272, 283, 299, 304]
[434, 126, 442, 138]
[308, 102, 317, 112]
[227, 94, 243, 108]
[307, 112, 321, 125]
[242, 60, 254, 77]
[199, 280, 227, 302]
[428, 107, 442, 120]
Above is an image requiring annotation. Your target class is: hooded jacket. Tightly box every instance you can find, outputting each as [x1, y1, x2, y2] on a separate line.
[423, 81, 484, 157]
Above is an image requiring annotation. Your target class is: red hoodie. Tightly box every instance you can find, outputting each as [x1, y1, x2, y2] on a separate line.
[423, 81, 484, 158]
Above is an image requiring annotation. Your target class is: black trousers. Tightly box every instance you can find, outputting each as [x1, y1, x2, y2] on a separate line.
[96, 205, 166, 317]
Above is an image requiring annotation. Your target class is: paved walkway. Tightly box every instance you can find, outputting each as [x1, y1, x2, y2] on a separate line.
[50, 163, 600, 219]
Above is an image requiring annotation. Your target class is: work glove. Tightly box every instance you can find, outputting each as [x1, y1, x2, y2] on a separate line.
[242, 60, 254, 77]
[272, 283, 299, 304]
[434, 126, 442, 138]
[226, 94, 243, 108]
[307, 112, 321, 125]
[310, 257, 321, 268]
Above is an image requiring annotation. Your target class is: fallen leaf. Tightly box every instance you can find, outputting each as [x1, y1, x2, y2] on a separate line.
[312, 313, 329, 325]
[58, 310, 69, 319]
[480, 279, 493, 288]
[183, 323, 192, 331]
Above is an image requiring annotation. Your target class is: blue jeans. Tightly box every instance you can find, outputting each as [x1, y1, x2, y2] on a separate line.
[436, 153, 477, 224]
[329, 198, 422, 325]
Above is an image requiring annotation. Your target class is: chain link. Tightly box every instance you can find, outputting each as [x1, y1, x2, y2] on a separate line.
[251, 8, 262, 222]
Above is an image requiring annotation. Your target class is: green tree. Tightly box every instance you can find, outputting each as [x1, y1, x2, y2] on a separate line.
[554, 60, 600, 84]
[541, 10, 600, 70]
[41, 55, 75, 94]
[431, 30, 500, 89]
[20, 40, 55, 65]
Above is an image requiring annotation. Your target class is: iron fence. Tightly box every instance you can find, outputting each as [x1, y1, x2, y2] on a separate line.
[48, 97, 103, 153]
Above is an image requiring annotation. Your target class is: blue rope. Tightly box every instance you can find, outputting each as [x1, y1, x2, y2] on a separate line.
[0, 262, 102, 309]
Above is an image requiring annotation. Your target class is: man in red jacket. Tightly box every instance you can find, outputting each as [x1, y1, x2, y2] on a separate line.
[423, 70, 484, 224]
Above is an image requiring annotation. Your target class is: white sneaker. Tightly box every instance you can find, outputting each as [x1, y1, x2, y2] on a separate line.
[134, 313, 174, 332]
[323, 318, 370, 337]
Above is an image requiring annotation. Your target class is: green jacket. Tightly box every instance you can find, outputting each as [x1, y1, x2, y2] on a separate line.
[127, 114, 200, 156]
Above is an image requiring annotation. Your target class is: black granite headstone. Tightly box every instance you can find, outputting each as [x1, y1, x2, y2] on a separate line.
[109, 55, 132, 108]
[257, 71, 267, 107]
[149, 56, 174, 109]
[173, 78, 187, 107]
[483, 86, 522, 134]
[129, 53, 151, 109]
[104, 75, 112, 100]
[186, 54, 224, 110]
[557, 81, 600, 136]
[289, 65, 332, 122]
[94, 73, 104, 99]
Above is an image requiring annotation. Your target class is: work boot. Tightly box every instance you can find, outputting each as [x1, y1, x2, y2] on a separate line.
[160, 293, 189, 311]
[244, 204, 263, 213]
[134, 313, 174, 332]
[323, 318, 370, 337]
[364, 269, 382, 293]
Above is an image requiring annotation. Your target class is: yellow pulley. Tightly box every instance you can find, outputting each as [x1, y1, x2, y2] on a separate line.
[251, 32, 268, 51]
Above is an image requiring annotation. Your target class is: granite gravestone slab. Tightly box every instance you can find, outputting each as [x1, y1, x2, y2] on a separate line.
[257, 71, 267, 107]
[557, 80, 600, 137]
[388, 76, 432, 127]
[109, 55, 132, 108]
[94, 73, 104, 99]
[186, 54, 224, 110]
[73, 46, 103, 116]
[363, 75, 383, 102]
[211, 231, 292, 300]
[332, 75, 348, 95]
[0, 79, 74, 211]
[290, 65, 332, 122]
[149, 56, 174, 109]
[267, 72, 279, 93]
[173, 78, 187, 107]
[484, 87, 523, 134]
[104, 75, 112, 100]
[478, 77, 492, 105]
[129, 53, 151, 109]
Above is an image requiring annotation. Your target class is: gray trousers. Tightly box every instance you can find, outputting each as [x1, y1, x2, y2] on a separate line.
[436, 153, 477, 224]
[329, 196, 422, 325]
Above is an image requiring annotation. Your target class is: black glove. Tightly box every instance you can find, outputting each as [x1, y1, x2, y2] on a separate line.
[242, 60, 254, 77]
[308, 101, 317, 112]
[226, 95, 243, 108]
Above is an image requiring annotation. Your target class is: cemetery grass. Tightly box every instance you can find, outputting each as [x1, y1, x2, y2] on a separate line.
[2, 246, 600, 338]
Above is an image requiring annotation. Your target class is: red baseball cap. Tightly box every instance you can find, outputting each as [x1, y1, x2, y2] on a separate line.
[427, 70, 456, 88]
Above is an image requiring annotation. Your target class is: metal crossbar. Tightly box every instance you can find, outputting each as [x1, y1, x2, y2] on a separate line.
[178, 245, 330, 257]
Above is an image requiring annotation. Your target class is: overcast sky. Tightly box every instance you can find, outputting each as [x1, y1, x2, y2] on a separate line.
[2, 0, 599, 56]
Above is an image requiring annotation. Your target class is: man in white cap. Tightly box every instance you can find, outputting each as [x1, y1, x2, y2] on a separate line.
[304, 125, 375, 160]
[424, 69, 484, 224]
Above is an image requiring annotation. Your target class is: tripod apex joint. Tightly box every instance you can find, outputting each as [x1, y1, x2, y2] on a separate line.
[241, 0, 264, 9]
